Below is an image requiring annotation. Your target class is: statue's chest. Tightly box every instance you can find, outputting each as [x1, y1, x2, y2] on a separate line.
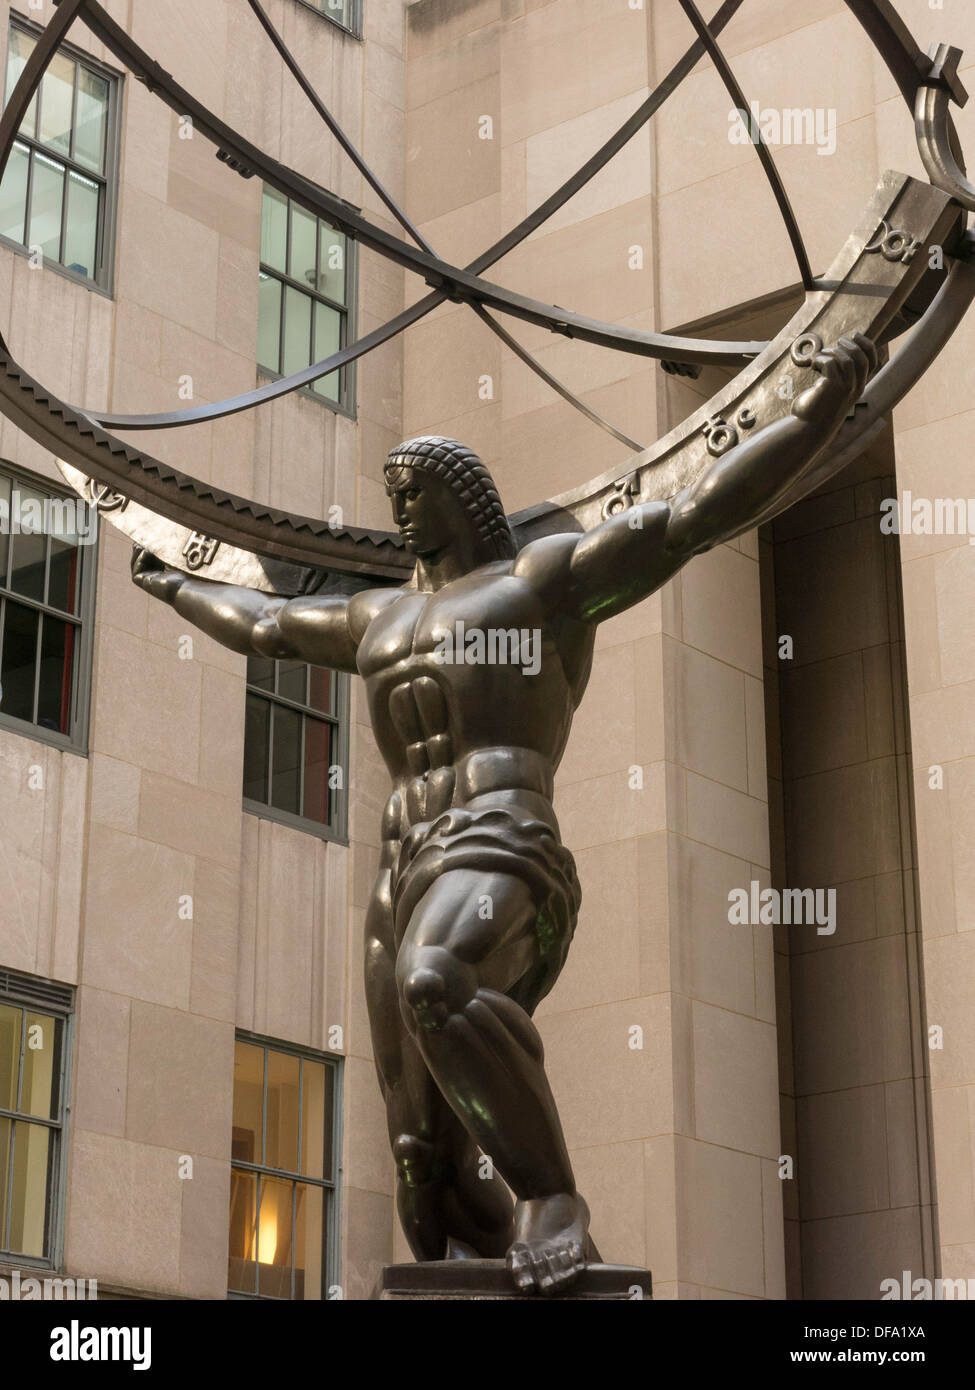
[357, 578, 539, 679]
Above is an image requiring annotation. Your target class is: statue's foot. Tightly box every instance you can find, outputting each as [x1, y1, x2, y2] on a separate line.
[445, 1236, 480, 1260]
[506, 1192, 590, 1296]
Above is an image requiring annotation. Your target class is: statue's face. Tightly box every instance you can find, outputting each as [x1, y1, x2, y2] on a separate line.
[385, 465, 468, 558]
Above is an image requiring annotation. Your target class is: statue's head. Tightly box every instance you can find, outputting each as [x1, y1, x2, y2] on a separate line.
[384, 436, 516, 565]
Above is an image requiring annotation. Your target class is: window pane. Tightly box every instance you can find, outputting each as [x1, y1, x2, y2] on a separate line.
[27, 150, 65, 262]
[317, 224, 346, 304]
[0, 475, 9, 583]
[265, 1050, 299, 1174]
[243, 693, 270, 804]
[227, 1167, 257, 1294]
[9, 1120, 50, 1257]
[257, 274, 281, 374]
[294, 1183, 323, 1301]
[0, 1005, 20, 1112]
[277, 659, 306, 705]
[312, 300, 341, 402]
[270, 702, 301, 815]
[1, 600, 39, 723]
[8, 494, 46, 600]
[300, 1060, 326, 1180]
[21, 1013, 60, 1120]
[302, 716, 330, 825]
[74, 67, 109, 174]
[318, 0, 353, 27]
[232, 1041, 264, 1166]
[246, 655, 274, 692]
[0, 1116, 9, 1250]
[63, 169, 98, 279]
[38, 51, 74, 158]
[37, 616, 73, 736]
[6, 28, 38, 138]
[260, 187, 287, 272]
[289, 204, 317, 287]
[256, 1176, 293, 1298]
[0, 140, 28, 246]
[47, 537, 79, 615]
[282, 286, 312, 378]
[308, 665, 332, 714]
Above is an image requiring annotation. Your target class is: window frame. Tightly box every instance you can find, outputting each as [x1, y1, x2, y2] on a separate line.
[1, 13, 123, 297]
[242, 657, 350, 845]
[0, 458, 98, 756]
[293, 0, 362, 40]
[228, 1031, 343, 1302]
[0, 970, 74, 1275]
[257, 184, 359, 420]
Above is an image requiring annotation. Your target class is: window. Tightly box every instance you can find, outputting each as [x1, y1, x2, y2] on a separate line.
[0, 463, 96, 752]
[296, 0, 361, 37]
[228, 1035, 340, 1300]
[0, 971, 73, 1269]
[0, 18, 120, 290]
[258, 185, 356, 413]
[243, 655, 348, 840]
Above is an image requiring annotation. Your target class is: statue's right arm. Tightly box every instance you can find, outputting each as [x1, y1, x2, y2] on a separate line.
[131, 548, 359, 673]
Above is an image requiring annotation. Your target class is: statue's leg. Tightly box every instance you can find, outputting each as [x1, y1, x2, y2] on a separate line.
[395, 868, 590, 1294]
[364, 868, 512, 1260]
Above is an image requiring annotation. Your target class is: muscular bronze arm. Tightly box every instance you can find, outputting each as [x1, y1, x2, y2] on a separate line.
[540, 334, 877, 625]
[130, 548, 360, 672]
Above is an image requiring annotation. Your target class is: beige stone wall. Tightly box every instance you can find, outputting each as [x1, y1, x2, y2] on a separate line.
[0, 0, 402, 1297]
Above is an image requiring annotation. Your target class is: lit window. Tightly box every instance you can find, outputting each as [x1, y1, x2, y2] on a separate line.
[0, 20, 120, 289]
[0, 463, 95, 752]
[228, 1036, 340, 1300]
[243, 655, 348, 839]
[258, 185, 356, 412]
[298, 0, 361, 37]
[0, 971, 73, 1268]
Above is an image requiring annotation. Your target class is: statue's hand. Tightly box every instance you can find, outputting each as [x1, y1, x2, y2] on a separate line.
[131, 545, 162, 582]
[131, 545, 183, 603]
[792, 333, 877, 432]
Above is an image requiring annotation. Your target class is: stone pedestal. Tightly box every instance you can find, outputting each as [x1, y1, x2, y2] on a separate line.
[374, 1261, 652, 1300]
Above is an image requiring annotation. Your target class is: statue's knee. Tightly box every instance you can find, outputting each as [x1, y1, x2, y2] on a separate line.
[396, 945, 475, 1034]
[392, 1133, 436, 1186]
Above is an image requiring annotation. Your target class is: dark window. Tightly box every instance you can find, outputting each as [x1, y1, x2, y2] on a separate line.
[243, 656, 348, 840]
[0, 971, 73, 1268]
[0, 464, 95, 751]
[258, 185, 356, 413]
[0, 19, 121, 290]
[228, 1036, 340, 1300]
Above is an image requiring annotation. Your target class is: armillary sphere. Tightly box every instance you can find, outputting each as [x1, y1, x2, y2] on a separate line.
[0, 0, 974, 597]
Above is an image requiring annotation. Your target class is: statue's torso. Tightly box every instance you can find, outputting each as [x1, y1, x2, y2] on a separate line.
[350, 562, 595, 837]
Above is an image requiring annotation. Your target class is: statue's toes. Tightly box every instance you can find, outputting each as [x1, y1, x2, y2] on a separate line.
[507, 1244, 537, 1292]
[536, 1244, 584, 1296]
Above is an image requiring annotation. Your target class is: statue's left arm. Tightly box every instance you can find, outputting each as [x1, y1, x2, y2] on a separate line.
[519, 334, 876, 624]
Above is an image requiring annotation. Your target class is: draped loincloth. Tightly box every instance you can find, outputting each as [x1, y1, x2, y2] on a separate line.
[389, 805, 582, 1010]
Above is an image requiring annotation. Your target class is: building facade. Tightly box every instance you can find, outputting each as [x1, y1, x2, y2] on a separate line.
[0, 0, 973, 1300]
